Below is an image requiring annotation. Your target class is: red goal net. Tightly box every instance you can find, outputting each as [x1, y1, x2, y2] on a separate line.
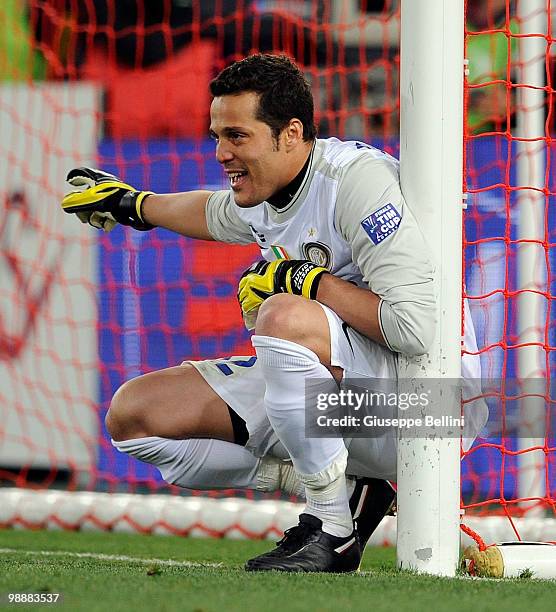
[461, 0, 556, 544]
[0, 0, 554, 543]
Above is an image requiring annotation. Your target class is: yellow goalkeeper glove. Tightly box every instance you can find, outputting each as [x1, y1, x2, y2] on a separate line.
[61, 167, 154, 232]
[237, 259, 329, 322]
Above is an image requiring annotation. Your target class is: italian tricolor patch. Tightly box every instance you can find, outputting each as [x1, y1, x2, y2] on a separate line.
[271, 245, 290, 260]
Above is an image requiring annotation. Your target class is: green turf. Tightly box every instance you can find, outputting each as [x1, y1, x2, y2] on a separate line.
[0, 530, 553, 612]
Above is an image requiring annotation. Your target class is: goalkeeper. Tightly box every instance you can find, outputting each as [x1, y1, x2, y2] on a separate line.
[62, 54, 480, 573]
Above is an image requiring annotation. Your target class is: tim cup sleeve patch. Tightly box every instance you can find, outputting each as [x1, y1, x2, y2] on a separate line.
[360, 203, 402, 245]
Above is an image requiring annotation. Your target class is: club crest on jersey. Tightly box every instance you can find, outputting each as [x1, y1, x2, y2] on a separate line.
[361, 203, 401, 245]
[302, 241, 333, 269]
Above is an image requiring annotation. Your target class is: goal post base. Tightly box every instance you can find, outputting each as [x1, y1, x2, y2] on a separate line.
[464, 542, 556, 579]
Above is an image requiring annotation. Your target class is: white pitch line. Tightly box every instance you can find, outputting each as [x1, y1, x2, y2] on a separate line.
[0, 548, 223, 569]
[4, 551, 537, 579]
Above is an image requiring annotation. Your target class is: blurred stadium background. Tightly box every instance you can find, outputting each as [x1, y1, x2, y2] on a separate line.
[0, 0, 555, 546]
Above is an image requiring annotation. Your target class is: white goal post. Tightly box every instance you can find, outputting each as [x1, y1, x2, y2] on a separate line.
[397, 0, 464, 576]
[397, 0, 552, 577]
[516, 0, 547, 515]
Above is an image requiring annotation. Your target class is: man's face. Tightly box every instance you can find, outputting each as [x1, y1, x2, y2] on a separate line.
[209, 92, 296, 207]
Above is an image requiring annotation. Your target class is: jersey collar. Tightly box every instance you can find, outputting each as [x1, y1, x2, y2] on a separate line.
[265, 140, 321, 222]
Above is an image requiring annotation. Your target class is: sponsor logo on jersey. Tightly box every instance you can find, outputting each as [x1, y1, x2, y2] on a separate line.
[249, 224, 266, 244]
[302, 241, 333, 269]
[360, 203, 401, 245]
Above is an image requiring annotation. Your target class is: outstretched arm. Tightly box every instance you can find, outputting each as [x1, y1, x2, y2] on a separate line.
[61, 167, 216, 241]
[141, 191, 214, 240]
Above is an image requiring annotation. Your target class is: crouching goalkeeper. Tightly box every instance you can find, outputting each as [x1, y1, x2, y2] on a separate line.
[62, 55, 481, 573]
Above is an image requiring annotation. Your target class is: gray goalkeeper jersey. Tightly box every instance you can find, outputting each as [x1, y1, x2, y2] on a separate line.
[205, 137, 436, 356]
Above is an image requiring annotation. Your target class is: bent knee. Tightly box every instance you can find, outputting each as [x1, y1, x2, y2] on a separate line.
[255, 294, 331, 358]
[256, 294, 315, 336]
[105, 377, 149, 441]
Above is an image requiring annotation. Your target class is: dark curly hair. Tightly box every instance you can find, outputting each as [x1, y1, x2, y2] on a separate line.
[210, 54, 317, 142]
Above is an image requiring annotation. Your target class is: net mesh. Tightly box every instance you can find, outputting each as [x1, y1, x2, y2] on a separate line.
[0, 0, 555, 541]
[461, 0, 556, 537]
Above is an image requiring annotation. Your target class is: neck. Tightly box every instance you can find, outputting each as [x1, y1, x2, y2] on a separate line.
[267, 143, 314, 209]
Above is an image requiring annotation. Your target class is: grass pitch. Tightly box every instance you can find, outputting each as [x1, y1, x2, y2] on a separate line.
[0, 530, 553, 612]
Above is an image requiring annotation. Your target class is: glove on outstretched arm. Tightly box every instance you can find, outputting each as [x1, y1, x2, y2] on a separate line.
[61, 167, 154, 232]
[237, 259, 329, 322]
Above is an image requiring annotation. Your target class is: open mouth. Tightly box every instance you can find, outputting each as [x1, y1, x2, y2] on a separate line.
[228, 171, 248, 188]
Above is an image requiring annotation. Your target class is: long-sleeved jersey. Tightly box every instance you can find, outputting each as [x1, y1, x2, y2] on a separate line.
[205, 137, 436, 357]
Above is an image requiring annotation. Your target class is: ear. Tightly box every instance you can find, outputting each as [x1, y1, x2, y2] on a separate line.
[283, 118, 304, 150]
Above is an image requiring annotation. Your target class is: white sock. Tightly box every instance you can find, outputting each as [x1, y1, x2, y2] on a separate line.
[298, 447, 352, 537]
[256, 457, 306, 498]
[112, 436, 261, 490]
[252, 335, 352, 537]
[112, 436, 308, 498]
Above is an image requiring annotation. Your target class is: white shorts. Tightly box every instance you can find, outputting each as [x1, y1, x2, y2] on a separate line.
[186, 303, 400, 480]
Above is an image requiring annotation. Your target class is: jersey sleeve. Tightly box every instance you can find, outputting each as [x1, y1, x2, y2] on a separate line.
[205, 190, 255, 244]
[335, 154, 437, 356]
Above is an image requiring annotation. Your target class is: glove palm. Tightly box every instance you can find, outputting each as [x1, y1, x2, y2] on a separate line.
[62, 167, 154, 232]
